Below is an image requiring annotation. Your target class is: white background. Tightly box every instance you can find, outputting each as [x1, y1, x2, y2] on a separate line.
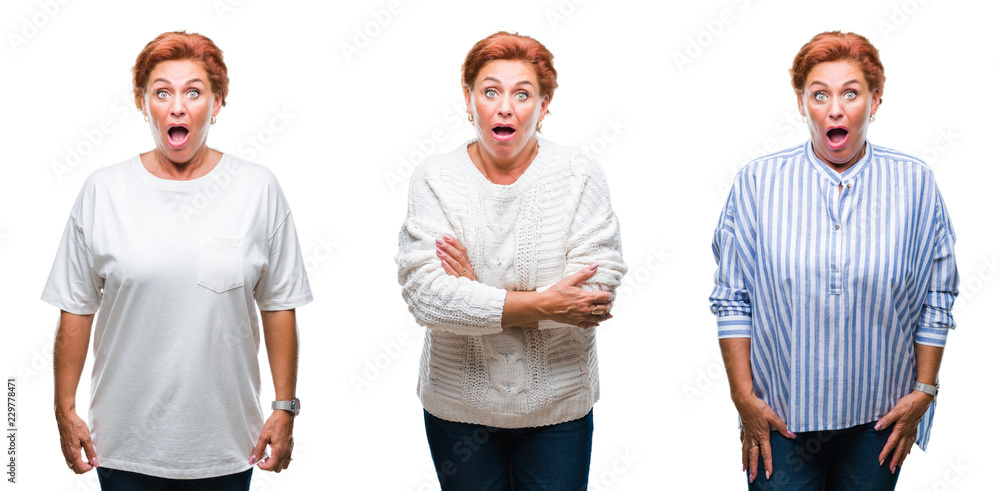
[2, 0, 996, 489]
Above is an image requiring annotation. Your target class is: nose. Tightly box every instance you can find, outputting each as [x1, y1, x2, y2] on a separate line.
[497, 97, 513, 117]
[169, 95, 186, 117]
[828, 97, 844, 120]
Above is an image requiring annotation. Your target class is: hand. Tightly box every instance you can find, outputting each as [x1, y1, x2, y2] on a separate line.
[875, 390, 933, 474]
[249, 410, 294, 472]
[56, 409, 98, 474]
[733, 393, 795, 483]
[436, 235, 476, 281]
[540, 263, 614, 328]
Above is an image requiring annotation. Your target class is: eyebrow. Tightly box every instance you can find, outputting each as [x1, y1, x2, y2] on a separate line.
[482, 76, 535, 87]
[808, 79, 863, 88]
[151, 77, 206, 85]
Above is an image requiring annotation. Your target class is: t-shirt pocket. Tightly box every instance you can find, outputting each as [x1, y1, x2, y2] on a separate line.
[198, 236, 245, 293]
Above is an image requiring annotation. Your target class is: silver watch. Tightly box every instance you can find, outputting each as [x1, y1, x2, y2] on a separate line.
[912, 382, 938, 400]
[272, 397, 301, 416]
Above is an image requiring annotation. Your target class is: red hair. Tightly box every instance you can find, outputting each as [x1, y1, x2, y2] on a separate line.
[790, 31, 885, 104]
[462, 32, 557, 101]
[132, 31, 229, 110]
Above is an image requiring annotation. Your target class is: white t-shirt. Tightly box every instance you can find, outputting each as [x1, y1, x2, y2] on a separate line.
[42, 154, 313, 479]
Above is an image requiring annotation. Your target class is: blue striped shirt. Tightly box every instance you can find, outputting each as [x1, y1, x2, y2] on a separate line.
[710, 140, 958, 449]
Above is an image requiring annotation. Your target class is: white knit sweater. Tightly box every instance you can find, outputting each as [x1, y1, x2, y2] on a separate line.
[396, 138, 627, 428]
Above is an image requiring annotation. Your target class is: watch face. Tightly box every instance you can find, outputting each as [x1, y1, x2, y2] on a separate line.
[292, 397, 301, 416]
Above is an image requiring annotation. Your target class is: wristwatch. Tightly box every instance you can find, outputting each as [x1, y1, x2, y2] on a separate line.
[272, 397, 301, 416]
[912, 382, 938, 400]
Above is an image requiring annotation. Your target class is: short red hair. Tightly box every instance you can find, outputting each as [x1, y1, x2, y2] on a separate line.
[462, 32, 557, 101]
[132, 31, 229, 110]
[790, 31, 885, 104]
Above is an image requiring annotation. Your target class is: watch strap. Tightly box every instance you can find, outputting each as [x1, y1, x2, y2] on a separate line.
[912, 382, 938, 399]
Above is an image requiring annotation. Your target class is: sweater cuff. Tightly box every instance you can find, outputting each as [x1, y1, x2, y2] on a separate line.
[717, 315, 752, 339]
[914, 326, 949, 348]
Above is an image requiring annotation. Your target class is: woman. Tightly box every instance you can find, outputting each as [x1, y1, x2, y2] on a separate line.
[710, 31, 958, 490]
[396, 31, 627, 490]
[42, 31, 311, 489]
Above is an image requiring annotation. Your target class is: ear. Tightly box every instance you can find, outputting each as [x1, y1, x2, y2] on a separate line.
[870, 88, 881, 117]
[140, 96, 147, 118]
[538, 95, 550, 125]
[795, 91, 805, 120]
[212, 94, 222, 118]
[464, 88, 473, 121]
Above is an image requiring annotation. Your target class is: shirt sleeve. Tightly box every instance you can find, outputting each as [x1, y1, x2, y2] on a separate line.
[396, 165, 507, 335]
[41, 213, 103, 315]
[253, 198, 313, 311]
[914, 188, 958, 347]
[710, 172, 754, 339]
[537, 158, 627, 330]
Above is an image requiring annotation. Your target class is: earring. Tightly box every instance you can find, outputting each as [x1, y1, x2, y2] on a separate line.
[869, 115, 875, 123]
[467, 114, 473, 124]
[211, 116, 217, 125]
[801, 115, 806, 123]
[536, 121, 542, 132]
[144, 114, 149, 123]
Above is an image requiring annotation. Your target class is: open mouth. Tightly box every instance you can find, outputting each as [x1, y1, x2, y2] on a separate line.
[167, 125, 190, 148]
[825, 127, 849, 149]
[492, 125, 516, 142]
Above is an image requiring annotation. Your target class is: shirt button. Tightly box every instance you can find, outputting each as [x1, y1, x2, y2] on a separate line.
[835, 225, 840, 230]
[846, 184, 852, 189]
[834, 266, 839, 273]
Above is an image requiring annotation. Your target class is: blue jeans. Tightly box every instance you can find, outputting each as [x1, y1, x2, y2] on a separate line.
[97, 467, 252, 491]
[424, 409, 594, 491]
[748, 422, 900, 490]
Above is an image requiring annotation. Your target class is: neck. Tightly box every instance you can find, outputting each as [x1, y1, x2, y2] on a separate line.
[142, 147, 221, 180]
[470, 138, 539, 185]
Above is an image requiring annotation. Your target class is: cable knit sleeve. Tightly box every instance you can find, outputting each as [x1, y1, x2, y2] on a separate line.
[537, 155, 627, 330]
[396, 163, 507, 335]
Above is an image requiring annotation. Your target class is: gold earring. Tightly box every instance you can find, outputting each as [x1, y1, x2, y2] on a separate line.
[467, 114, 473, 124]
[536, 121, 542, 132]
[211, 116, 217, 125]
[144, 114, 149, 123]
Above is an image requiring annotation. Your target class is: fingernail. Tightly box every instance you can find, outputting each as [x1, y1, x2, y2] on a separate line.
[589, 262, 599, 270]
[879, 459, 884, 466]
[788, 431, 797, 438]
[249, 455, 257, 465]
[435, 239, 443, 246]
[436, 249, 443, 256]
[443, 234, 452, 240]
[92, 457, 100, 467]
[874, 423, 882, 430]
[749, 474, 755, 483]
[891, 466, 896, 474]
[766, 471, 770, 480]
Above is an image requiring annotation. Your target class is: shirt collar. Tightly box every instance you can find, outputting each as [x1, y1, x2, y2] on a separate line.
[804, 139, 874, 184]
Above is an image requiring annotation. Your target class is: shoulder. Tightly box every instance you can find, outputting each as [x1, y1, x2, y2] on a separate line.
[869, 143, 936, 179]
[536, 138, 607, 181]
[222, 154, 283, 187]
[409, 141, 474, 186]
[736, 142, 808, 179]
